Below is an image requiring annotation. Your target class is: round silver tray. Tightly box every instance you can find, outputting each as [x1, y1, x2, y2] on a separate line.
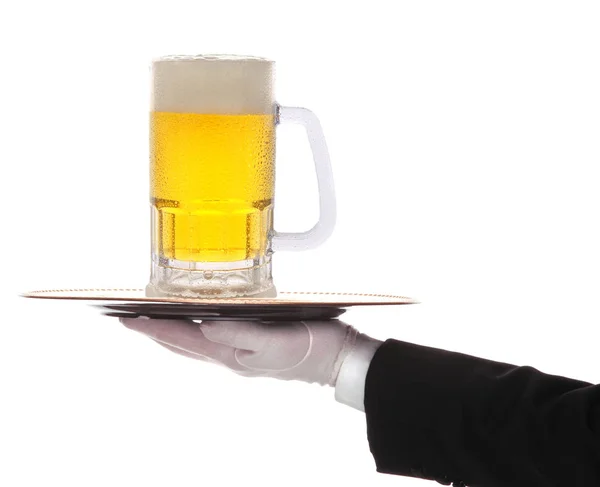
[22, 288, 418, 321]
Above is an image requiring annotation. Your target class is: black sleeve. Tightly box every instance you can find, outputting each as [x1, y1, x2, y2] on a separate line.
[364, 339, 600, 487]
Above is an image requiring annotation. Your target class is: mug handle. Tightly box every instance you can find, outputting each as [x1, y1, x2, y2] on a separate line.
[272, 105, 336, 251]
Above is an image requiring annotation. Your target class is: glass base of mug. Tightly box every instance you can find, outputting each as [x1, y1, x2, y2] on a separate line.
[146, 254, 275, 298]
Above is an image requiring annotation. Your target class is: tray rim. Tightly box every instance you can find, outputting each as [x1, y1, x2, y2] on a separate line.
[21, 288, 419, 307]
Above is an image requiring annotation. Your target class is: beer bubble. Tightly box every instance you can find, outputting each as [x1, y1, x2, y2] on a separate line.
[203, 270, 214, 280]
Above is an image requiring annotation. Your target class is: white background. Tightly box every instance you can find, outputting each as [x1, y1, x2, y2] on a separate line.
[1, 1, 600, 486]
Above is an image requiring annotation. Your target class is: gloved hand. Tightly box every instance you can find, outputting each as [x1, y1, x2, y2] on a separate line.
[120, 318, 382, 411]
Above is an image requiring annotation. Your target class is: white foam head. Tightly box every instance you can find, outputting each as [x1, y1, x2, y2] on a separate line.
[151, 54, 275, 114]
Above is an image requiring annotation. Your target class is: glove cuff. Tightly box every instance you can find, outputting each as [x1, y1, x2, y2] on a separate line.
[334, 333, 382, 412]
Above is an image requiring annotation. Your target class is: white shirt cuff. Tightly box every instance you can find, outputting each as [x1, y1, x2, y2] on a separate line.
[334, 334, 382, 412]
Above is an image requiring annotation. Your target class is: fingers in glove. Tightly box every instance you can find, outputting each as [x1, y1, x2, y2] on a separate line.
[199, 320, 275, 351]
[150, 339, 209, 361]
[120, 318, 243, 369]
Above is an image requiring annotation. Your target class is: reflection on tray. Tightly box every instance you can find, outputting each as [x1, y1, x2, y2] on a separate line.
[97, 303, 346, 321]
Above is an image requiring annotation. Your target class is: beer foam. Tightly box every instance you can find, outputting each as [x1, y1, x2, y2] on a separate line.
[152, 55, 274, 114]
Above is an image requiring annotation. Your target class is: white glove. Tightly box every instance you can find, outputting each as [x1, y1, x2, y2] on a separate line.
[120, 318, 382, 411]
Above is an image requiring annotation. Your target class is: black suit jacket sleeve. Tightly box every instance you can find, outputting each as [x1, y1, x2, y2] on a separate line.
[363, 339, 600, 487]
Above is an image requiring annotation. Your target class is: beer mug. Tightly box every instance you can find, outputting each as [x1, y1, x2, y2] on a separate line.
[147, 55, 336, 298]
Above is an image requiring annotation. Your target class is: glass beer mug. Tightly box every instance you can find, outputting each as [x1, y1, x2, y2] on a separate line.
[147, 55, 336, 298]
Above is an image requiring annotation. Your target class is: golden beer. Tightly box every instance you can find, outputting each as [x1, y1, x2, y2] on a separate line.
[150, 112, 275, 263]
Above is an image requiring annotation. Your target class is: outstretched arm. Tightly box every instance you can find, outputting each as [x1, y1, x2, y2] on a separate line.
[121, 318, 600, 487]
